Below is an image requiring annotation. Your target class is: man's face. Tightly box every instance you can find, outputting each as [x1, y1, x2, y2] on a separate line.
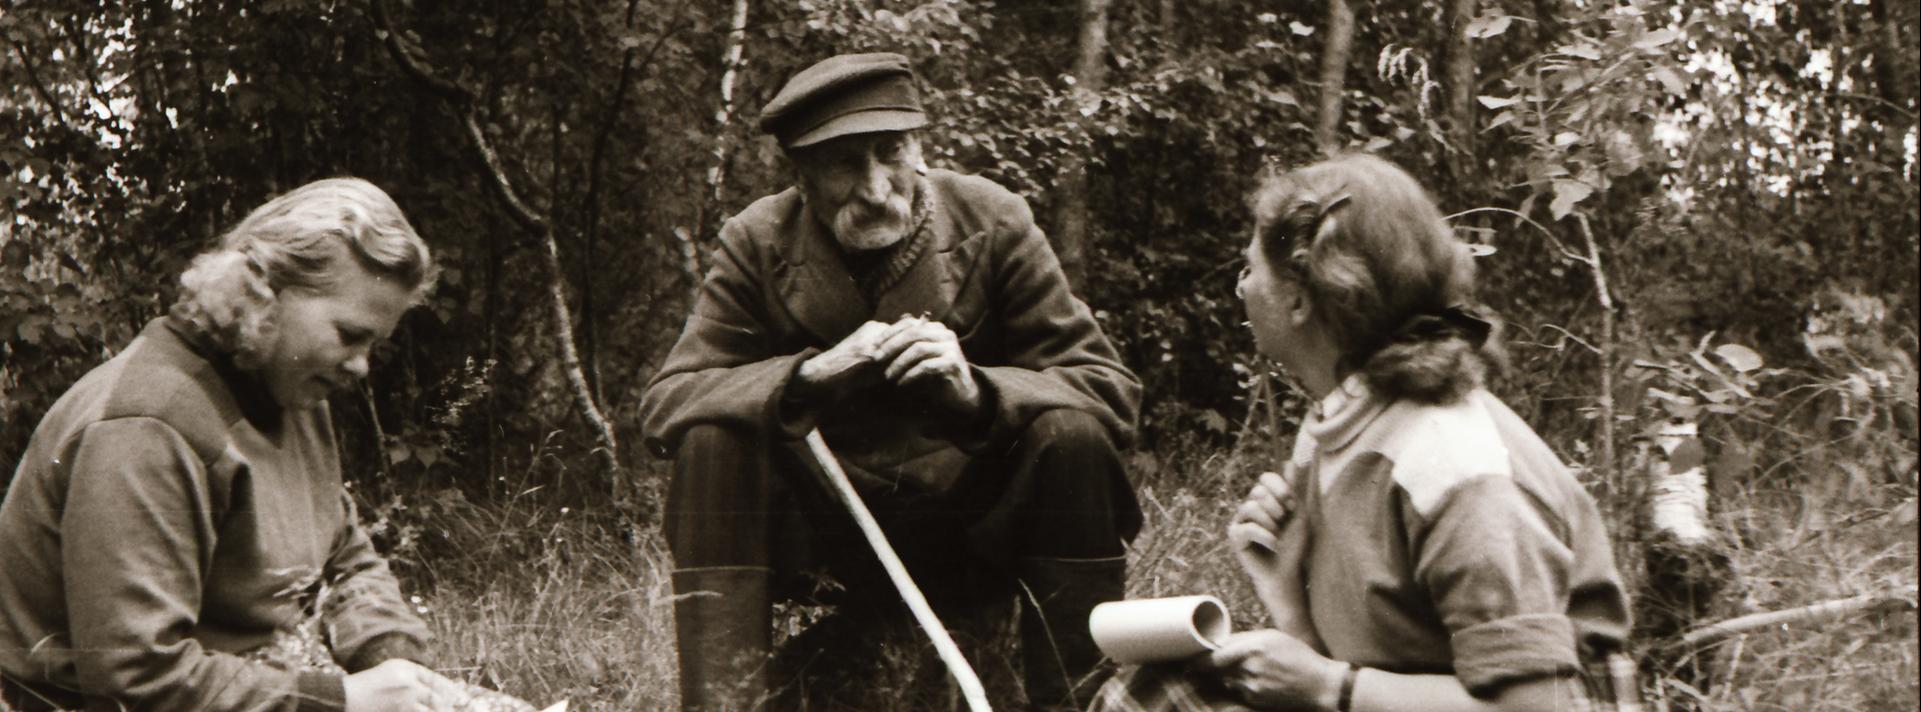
[792, 131, 919, 251]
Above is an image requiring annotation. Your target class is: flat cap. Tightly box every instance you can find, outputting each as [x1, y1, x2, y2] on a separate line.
[758, 52, 927, 148]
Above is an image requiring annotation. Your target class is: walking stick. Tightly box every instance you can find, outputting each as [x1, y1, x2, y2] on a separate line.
[802, 428, 993, 712]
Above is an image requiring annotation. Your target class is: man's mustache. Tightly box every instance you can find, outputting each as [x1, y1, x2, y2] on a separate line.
[841, 199, 910, 226]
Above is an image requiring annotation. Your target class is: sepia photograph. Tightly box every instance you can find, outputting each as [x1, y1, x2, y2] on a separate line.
[2, 0, 1915, 710]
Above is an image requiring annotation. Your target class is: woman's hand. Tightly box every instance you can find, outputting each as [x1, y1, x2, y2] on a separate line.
[343, 659, 465, 712]
[1201, 629, 1347, 711]
[1227, 470, 1296, 556]
[1229, 471, 1320, 643]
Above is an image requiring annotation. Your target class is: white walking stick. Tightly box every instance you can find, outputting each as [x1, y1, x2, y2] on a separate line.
[802, 428, 993, 712]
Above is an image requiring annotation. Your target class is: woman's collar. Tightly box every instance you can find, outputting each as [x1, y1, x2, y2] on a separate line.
[1302, 373, 1384, 454]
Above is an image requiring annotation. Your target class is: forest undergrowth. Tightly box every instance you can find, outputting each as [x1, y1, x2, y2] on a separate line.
[374, 416, 1916, 712]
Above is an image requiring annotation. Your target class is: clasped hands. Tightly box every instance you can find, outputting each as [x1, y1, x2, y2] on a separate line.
[1199, 471, 1350, 711]
[793, 314, 980, 416]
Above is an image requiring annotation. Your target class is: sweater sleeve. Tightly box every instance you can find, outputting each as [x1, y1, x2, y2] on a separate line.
[1409, 475, 1581, 696]
[322, 492, 433, 673]
[61, 417, 339, 712]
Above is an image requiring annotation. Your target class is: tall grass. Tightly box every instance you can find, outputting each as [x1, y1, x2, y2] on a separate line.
[383, 423, 1913, 711]
[396, 495, 680, 709]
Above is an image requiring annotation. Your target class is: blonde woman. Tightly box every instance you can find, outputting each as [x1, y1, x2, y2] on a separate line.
[1095, 155, 1639, 712]
[0, 179, 464, 711]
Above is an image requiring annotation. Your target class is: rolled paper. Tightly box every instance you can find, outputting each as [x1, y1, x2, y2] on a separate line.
[1088, 595, 1233, 664]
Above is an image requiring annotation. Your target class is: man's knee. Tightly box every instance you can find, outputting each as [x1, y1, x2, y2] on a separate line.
[1021, 409, 1115, 459]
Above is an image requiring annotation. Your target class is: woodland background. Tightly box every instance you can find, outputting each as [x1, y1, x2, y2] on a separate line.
[3, 0, 1917, 709]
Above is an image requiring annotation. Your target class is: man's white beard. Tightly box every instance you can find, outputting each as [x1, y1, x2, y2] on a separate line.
[831, 195, 913, 251]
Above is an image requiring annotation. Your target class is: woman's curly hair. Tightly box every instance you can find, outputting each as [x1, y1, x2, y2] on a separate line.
[171, 178, 437, 369]
[1249, 154, 1505, 404]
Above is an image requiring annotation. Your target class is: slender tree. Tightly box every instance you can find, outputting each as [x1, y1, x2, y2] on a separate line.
[689, 0, 751, 284]
[1439, 0, 1477, 172]
[1051, 0, 1112, 289]
[1314, 0, 1355, 154]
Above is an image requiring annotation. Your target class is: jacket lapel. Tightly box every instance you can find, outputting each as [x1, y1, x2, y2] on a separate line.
[874, 180, 992, 326]
[775, 177, 993, 342]
[776, 203, 870, 344]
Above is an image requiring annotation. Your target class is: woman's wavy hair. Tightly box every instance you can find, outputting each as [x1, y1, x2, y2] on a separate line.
[1250, 154, 1506, 403]
[170, 178, 436, 369]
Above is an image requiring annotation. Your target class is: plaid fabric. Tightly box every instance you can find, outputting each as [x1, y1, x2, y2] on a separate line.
[1089, 652, 1646, 712]
[1087, 664, 1254, 712]
[1571, 651, 1647, 712]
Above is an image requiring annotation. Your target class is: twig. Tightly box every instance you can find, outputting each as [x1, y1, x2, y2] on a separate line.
[1834, 91, 1919, 121]
[1532, 323, 1602, 355]
[1678, 588, 1918, 647]
[1442, 206, 1587, 264]
[802, 430, 992, 712]
[5, 37, 76, 133]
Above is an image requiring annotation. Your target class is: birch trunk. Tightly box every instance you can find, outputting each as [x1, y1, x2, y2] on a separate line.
[1314, 0, 1355, 154]
[1440, 0, 1477, 169]
[373, 0, 621, 474]
[690, 0, 751, 284]
[1051, 0, 1111, 289]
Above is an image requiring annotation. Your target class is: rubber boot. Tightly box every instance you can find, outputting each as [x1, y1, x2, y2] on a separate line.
[1016, 555, 1126, 711]
[672, 566, 773, 712]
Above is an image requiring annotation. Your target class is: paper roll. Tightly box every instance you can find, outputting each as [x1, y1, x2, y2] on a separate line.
[1088, 595, 1232, 664]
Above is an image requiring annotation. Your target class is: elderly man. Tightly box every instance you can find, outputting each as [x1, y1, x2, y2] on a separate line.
[639, 53, 1141, 711]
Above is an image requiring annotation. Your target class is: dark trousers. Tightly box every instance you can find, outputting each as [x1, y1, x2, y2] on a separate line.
[0, 676, 80, 712]
[664, 408, 1139, 588]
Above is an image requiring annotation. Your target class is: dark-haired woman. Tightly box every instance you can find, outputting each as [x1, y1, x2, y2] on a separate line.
[1093, 155, 1639, 712]
[0, 179, 471, 711]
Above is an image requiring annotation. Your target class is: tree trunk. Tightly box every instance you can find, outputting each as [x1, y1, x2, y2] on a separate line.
[1439, 0, 1477, 171]
[1868, 0, 1916, 117]
[1634, 419, 1732, 708]
[578, 0, 649, 406]
[1574, 214, 1615, 490]
[691, 0, 750, 284]
[1530, 0, 1564, 47]
[1314, 0, 1355, 154]
[1051, 0, 1112, 290]
[1159, 0, 1178, 49]
[373, 0, 622, 475]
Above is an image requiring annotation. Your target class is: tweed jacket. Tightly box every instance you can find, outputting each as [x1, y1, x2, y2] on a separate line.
[640, 168, 1140, 496]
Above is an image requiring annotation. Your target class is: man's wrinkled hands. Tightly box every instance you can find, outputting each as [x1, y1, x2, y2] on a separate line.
[793, 315, 981, 417]
[876, 315, 981, 417]
[795, 320, 898, 398]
